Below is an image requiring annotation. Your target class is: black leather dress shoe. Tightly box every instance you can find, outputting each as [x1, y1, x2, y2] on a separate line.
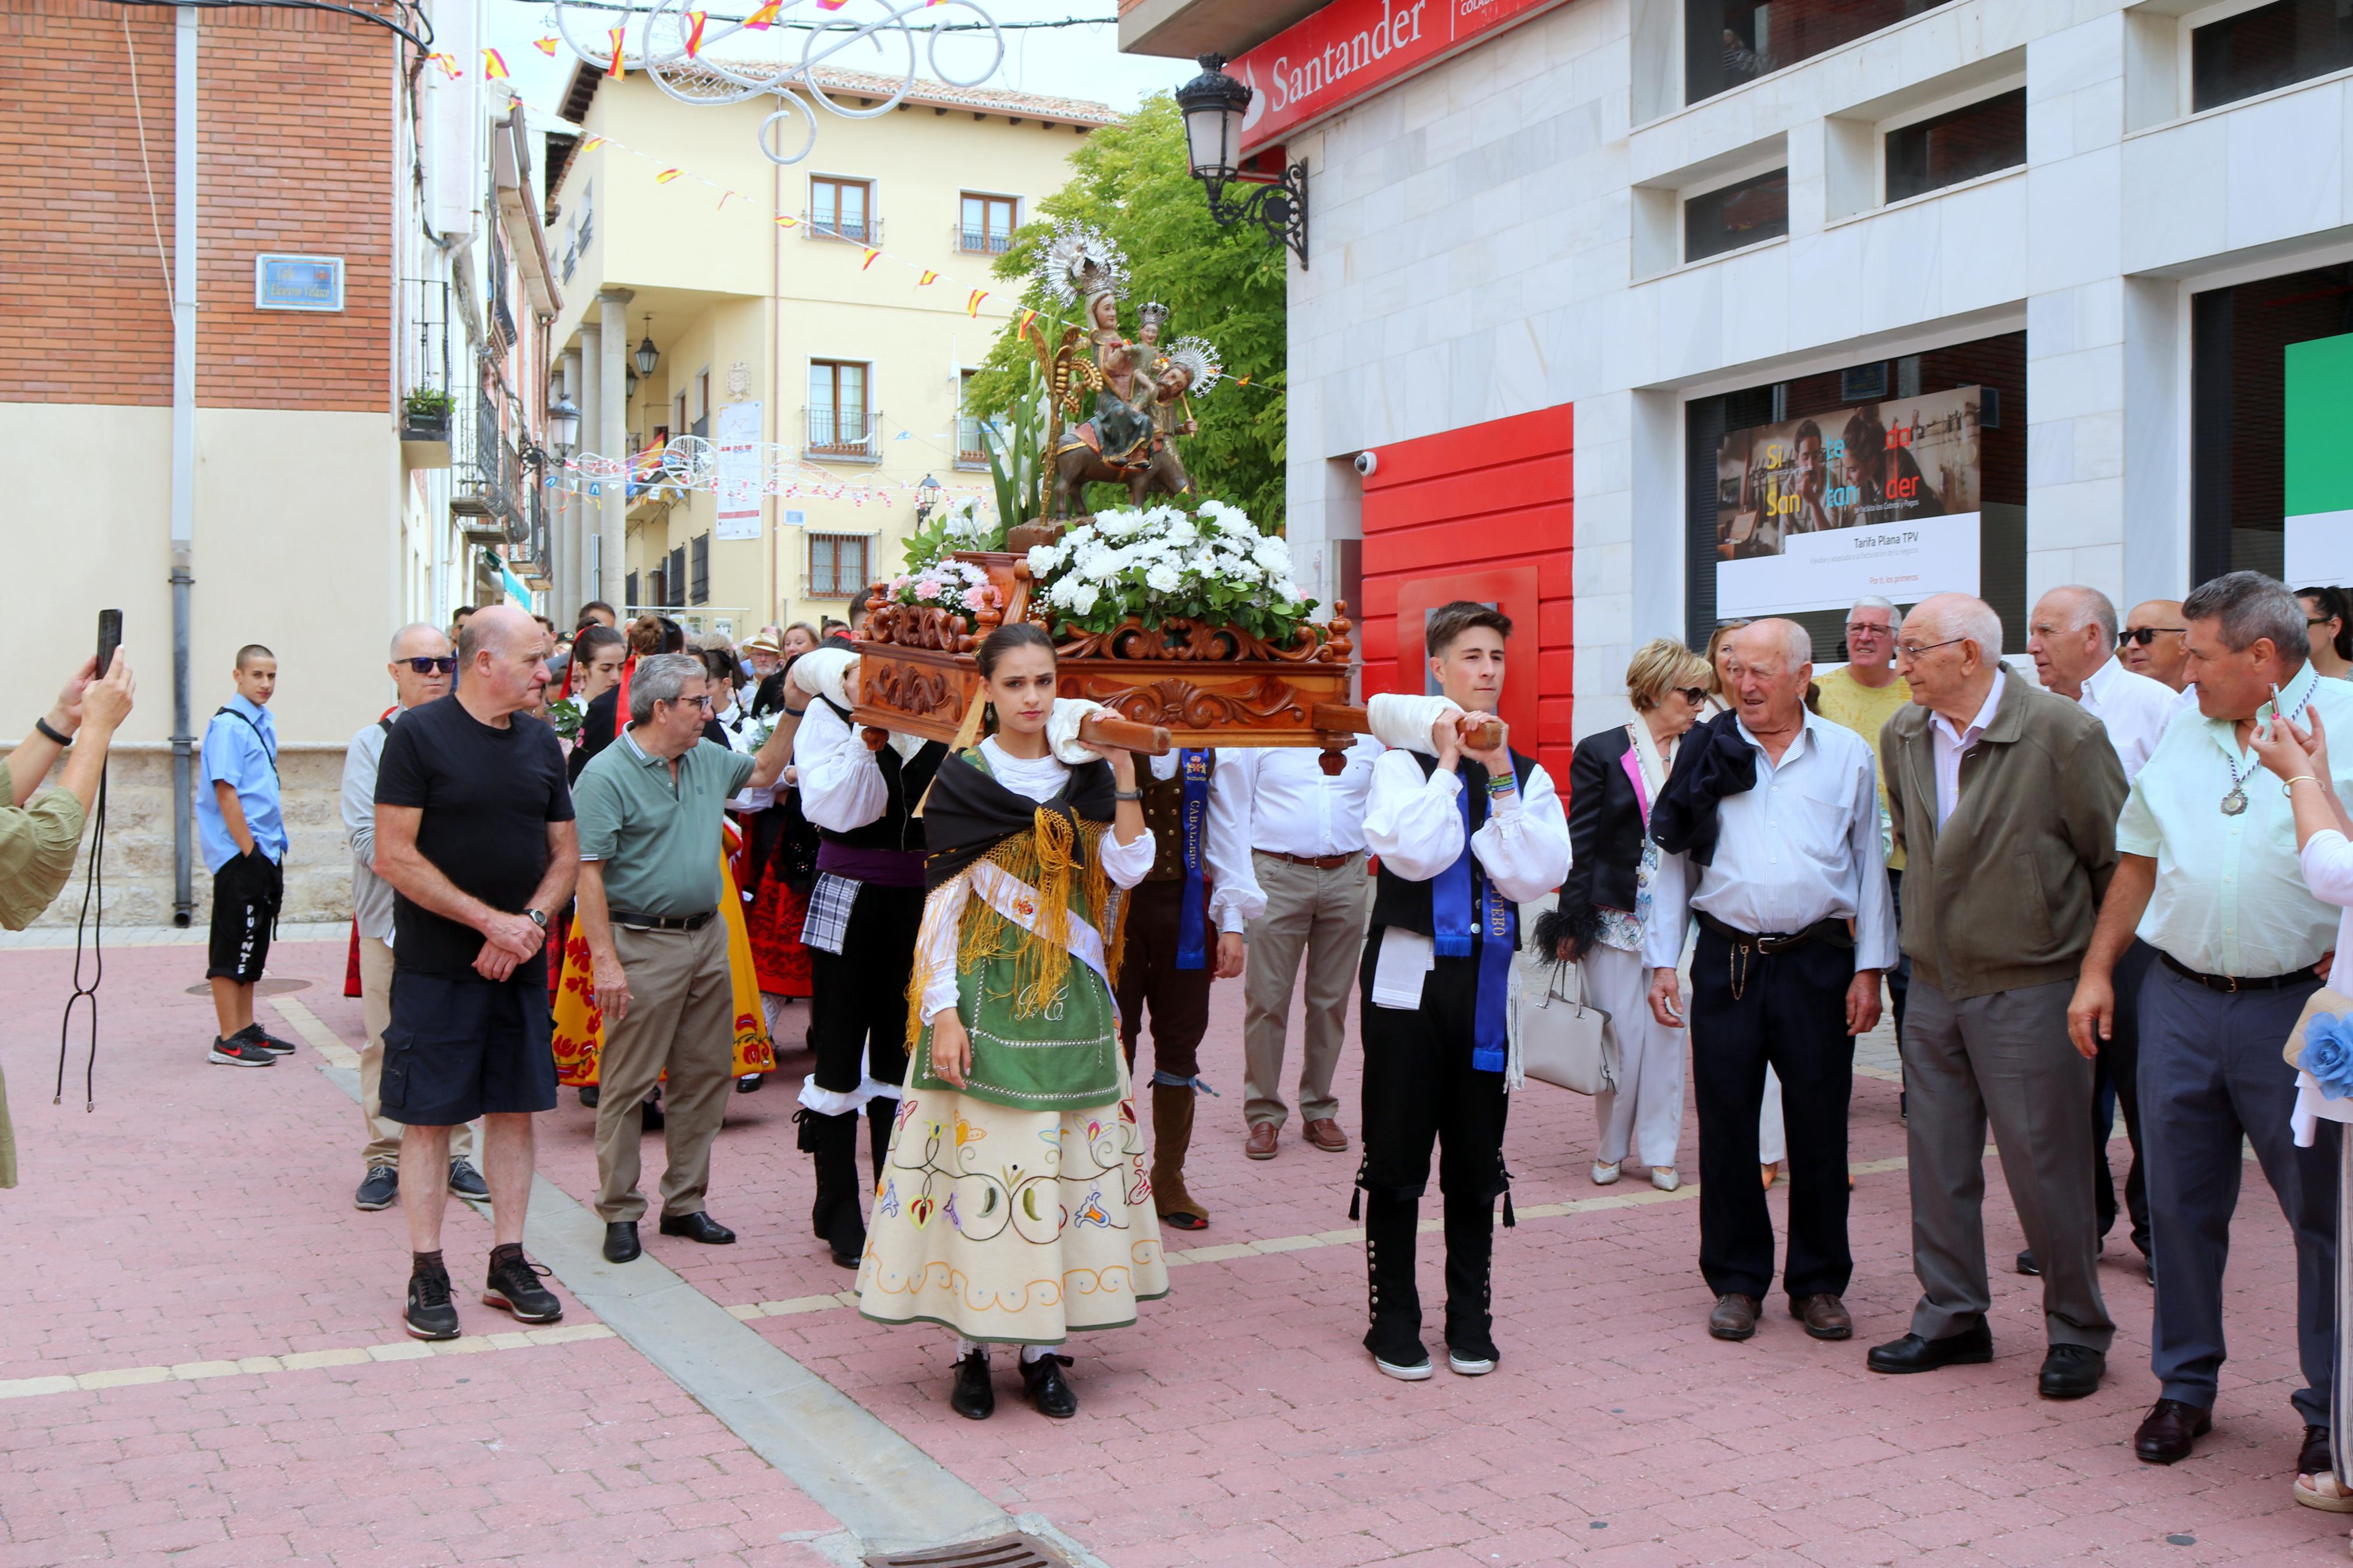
[658, 1211, 736, 1245]
[950, 1349, 994, 1420]
[2016, 1249, 2040, 1276]
[2038, 1344, 2105, 1399]
[1867, 1321, 1993, 1374]
[1020, 1352, 1078, 1418]
[603, 1220, 641, 1264]
[2134, 1398, 2212, 1464]
[2301, 1424, 2332, 1477]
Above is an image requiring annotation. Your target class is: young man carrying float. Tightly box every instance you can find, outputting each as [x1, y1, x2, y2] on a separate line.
[1356, 602, 1572, 1381]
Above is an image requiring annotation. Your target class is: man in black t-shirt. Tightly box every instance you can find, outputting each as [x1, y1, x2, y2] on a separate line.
[373, 606, 578, 1343]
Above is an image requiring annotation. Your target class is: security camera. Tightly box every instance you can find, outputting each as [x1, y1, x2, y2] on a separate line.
[1353, 450, 1378, 477]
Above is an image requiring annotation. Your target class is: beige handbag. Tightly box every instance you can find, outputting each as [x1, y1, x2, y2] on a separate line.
[1516, 959, 1617, 1096]
[2282, 985, 2353, 1070]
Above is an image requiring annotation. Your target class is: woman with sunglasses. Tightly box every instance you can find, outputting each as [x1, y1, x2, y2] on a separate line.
[2300, 586, 2352, 684]
[1542, 639, 1713, 1192]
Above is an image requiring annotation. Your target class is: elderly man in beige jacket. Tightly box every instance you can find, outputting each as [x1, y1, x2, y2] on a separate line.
[1868, 593, 2125, 1400]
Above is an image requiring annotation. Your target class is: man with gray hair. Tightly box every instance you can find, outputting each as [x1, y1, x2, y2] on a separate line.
[1645, 618, 1897, 1345]
[572, 652, 798, 1264]
[343, 623, 483, 1211]
[1869, 593, 2125, 1397]
[2068, 570, 2353, 1480]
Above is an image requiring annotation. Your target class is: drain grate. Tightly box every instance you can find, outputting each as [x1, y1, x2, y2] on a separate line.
[864, 1533, 1070, 1568]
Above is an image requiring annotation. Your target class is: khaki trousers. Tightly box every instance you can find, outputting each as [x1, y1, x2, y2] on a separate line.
[1241, 850, 1369, 1129]
[592, 918, 734, 1224]
[359, 936, 474, 1168]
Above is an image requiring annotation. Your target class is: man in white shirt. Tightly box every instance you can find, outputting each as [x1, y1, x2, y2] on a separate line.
[342, 624, 479, 1212]
[2026, 585, 2181, 1276]
[1357, 603, 1570, 1383]
[2121, 600, 2192, 692]
[1216, 737, 1383, 1160]
[2068, 572, 2353, 1481]
[1645, 619, 1897, 1345]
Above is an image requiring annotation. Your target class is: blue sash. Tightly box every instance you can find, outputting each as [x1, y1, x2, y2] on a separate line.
[1175, 747, 1211, 971]
[1433, 777, 1516, 1073]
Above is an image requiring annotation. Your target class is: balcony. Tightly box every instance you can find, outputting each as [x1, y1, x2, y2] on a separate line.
[800, 214, 882, 246]
[801, 406, 881, 463]
[954, 225, 1013, 255]
[954, 415, 989, 470]
[400, 278, 453, 470]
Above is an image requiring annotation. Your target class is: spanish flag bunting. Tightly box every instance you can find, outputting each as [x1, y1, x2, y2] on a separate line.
[656, 168, 684, 184]
[966, 290, 988, 317]
[607, 26, 626, 75]
[480, 47, 509, 79]
[815, 0, 847, 9]
[684, 10, 707, 55]
[774, 214, 798, 229]
[718, 190, 737, 211]
[1234, 375, 1251, 386]
[860, 247, 881, 269]
[743, 1, 782, 27]
[534, 35, 559, 55]
[917, 269, 938, 286]
[1018, 307, 1037, 338]
[430, 52, 460, 77]
[580, 135, 607, 153]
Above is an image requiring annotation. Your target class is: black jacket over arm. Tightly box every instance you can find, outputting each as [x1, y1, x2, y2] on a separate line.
[1545, 726, 1647, 956]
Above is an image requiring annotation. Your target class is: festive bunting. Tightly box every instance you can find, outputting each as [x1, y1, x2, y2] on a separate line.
[579, 135, 606, 153]
[481, 48, 509, 79]
[860, 247, 882, 269]
[742, 1, 782, 26]
[656, 168, 684, 184]
[774, 214, 798, 229]
[430, 52, 460, 78]
[1018, 307, 1037, 339]
[966, 290, 988, 317]
[918, 269, 938, 286]
[684, 10, 707, 56]
[606, 26, 626, 76]
[534, 35, 559, 55]
[719, 190, 739, 210]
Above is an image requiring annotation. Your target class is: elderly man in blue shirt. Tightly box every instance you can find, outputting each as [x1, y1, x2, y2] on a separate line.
[198, 643, 294, 1068]
[2069, 571, 2353, 1491]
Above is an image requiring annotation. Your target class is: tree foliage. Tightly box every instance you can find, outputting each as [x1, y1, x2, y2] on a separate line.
[961, 93, 1287, 528]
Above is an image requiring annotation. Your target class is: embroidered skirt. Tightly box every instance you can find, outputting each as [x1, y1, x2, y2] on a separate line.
[857, 1047, 1169, 1344]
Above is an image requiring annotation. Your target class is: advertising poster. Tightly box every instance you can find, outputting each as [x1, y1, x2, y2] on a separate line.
[1713, 385, 1986, 620]
[2285, 333, 2353, 588]
[714, 401, 764, 541]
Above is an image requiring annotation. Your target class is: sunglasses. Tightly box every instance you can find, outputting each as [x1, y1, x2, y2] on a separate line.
[2117, 627, 2185, 646]
[403, 657, 458, 674]
[1674, 685, 1709, 705]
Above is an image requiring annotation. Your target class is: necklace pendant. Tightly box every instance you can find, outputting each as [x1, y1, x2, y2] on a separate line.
[2221, 785, 2249, 816]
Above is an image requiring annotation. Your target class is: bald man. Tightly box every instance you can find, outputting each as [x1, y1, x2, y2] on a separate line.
[2120, 600, 2191, 692]
[1646, 619, 1897, 1345]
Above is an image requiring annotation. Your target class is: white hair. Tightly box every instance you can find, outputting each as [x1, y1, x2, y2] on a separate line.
[2040, 585, 2118, 643]
[389, 621, 448, 658]
[1916, 593, 2003, 657]
[1738, 618, 1813, 669]
[1850, 595, 1904, 632]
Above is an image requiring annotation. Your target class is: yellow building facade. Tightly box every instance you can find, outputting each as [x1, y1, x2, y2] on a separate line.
[543, 65, 1116, 638]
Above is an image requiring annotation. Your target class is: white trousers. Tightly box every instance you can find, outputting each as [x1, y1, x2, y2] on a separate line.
[1588, 941, 1686, 1170]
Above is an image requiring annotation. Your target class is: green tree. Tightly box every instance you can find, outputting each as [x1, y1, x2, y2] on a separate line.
[961, 93, 1287, 528]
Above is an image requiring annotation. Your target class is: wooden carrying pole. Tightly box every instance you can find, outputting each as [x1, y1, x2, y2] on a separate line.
[865, 713, 1173, 756]
[1311, 704, 1505, 752]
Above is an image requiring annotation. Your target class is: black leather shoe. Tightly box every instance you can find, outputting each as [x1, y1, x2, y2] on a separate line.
[1867, 1321, 1993, 1374]
[2016, 1249, 2040, 1276]
[2134, 1398, 2212, 1464]
[658, 1211, 736, 1245]
[2301, 1424, 2331, 1477]
[950, 1349, 994, 1420]
[640, 1097, 665, 1132]
[1020, 1352, 1078, 1418]
[2038, 1344, 2105, 1400]
[579, 1085, 599, 1108]
[602, 1220, 641, 1264]
[404, 1268, 460, 1342]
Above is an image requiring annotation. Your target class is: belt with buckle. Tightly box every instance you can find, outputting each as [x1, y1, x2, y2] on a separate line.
[1695, 911, 1853, 955]
[1263, 849, 1360, 870]
[608, 909, 715, 933]
[2159, 952, 2319, 994]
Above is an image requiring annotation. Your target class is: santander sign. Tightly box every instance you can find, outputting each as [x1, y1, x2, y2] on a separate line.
[1234, 0, 1570, 157]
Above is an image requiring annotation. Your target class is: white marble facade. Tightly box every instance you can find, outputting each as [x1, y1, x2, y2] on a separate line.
[1279, 0, 2353, 735]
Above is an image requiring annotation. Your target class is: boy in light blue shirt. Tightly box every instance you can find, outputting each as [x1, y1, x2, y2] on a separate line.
[198, 644, 292, 1066]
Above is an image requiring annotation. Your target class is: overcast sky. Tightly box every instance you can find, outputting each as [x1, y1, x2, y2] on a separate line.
[485, 0, 1186, 125]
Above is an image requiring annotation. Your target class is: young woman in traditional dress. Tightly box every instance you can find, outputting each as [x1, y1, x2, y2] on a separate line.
[857, 623, 1168, 1421]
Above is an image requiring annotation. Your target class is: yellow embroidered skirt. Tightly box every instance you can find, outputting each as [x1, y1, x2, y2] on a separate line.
[857, 1051, 1169, 1345]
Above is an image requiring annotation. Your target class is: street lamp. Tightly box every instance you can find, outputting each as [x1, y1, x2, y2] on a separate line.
[633, 314, 659, 379]
[915, 472, 942, 523]
[548, 393, 581, 451]
[1175, 54, 1308, 268]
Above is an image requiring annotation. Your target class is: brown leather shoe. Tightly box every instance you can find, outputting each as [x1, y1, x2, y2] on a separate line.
[2133, 1398, 2212, 1464]
[1244, 1122, 1280, 1161]
[1791, 1293, 1853, 1341]
[1708, 1293, 1761, 1341]
[1302, 1118, 1350, 1153]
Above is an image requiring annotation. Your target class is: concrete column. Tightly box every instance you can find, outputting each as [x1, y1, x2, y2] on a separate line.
[597, 289, 634, 609]
[560, 346, 585, 617]
[577, 323, 602, 608]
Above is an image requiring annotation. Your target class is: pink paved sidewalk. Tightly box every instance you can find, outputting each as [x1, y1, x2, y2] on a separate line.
[3, 935, 2347, 1566]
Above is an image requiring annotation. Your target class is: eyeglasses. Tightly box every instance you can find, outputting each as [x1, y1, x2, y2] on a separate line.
[1843, 622, 1893, 638]
[1896, 637, 1970, 660]
[402, 657, 458, 674]
[1673, 685, 1709, 705]
[2118, 626, 2185, 646]
[2311, 617, 2337, 628]
[664, 694, 717, 711]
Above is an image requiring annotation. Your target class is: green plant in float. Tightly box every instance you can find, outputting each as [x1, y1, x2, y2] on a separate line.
[975, 358, 1049, 527]
[899, 492, 1005, 575]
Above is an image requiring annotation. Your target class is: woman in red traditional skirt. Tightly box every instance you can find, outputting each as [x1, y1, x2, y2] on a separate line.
[725, 635, 818, 1089]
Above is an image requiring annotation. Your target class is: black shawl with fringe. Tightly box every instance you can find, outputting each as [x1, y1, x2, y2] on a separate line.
[921, 746, 1117, 891]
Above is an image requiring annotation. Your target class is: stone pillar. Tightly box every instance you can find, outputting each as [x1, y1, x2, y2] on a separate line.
[597, 289, 634, 610]
[560, 345, 585, 618]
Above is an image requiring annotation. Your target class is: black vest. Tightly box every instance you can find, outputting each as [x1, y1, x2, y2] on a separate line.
[816, 702, 946, 855]
[1367, 749, 1536, 950]
[1140, 752, 1213, 883]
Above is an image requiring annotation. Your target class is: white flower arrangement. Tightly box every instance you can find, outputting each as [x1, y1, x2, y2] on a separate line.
[1024, 503, 1318, 643]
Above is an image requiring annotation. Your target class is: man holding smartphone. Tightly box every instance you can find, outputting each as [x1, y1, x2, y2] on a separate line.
[198, 644, 293, 1067]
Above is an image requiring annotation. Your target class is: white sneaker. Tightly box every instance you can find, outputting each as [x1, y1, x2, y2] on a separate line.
[1447, 1348, 1497, 1376]
[1372, 1350, 1433, 1381]
[1590, 1161, 1621, 1186]
[1651, 1167, 1681, 1192]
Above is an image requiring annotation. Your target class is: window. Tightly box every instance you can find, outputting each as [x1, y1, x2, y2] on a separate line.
[1884, 88, 2025, 202]
[811, 176, 872, 241]
[957, 369, 988, 467]
[667, 545, 687, 607]
[2192, 0, 2353, 113]
[808, 360, 870, 454]
[693, 368, 711, 439]
[1685, 168, 1788, 262]
[808, 532, 870, 598]
[689, 532, 710, 606]
[675, 391, 688, 444]
[960, 193, 1017, 253]
[1685, 0, 1951, 104]
[625, 568, 639, 607]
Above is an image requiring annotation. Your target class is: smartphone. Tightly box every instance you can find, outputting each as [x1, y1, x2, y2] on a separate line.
[95, 609, 122, 677]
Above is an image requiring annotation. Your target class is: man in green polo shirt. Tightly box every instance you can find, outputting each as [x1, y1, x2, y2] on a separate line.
[574, 652, 797, 1264]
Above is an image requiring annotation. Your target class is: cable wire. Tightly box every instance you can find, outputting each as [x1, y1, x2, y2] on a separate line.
[112, 0, 433, 53]
[55, 771, 107, 1113]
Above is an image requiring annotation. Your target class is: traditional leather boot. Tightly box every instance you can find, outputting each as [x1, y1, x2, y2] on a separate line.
[1149, 1082, 1209, 1232]
[1441, 1183, 1499, 1371]
[797, 1108, 865, 1268]
[1361, 1190, 1428, 1378]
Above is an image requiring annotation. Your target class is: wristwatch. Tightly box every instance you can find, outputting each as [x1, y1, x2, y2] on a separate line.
[1113, 788, 1143, 802]
[524, 908, 549, 930]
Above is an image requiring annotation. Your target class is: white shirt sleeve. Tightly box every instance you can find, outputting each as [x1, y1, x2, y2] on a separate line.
[1848, 744, 1900, 971]
[1206, 756, 1264, 932]
[914, 871, 971, 1025]
[1362, 748, 1468, 883]
[1471, 761, 1571, 904]
[1100, 822, 1157, 889]
[794, 701, 889, 833]
[1643, 848, 1692, 971]
[2303, 829, 2353, 908]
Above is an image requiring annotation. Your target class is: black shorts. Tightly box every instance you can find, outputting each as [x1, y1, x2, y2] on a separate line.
[205, 851, 282, 983]
[380, 967, 558, 1126]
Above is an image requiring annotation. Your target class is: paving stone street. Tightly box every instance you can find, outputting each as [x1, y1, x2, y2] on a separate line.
[0, 933, 2341, 1566]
